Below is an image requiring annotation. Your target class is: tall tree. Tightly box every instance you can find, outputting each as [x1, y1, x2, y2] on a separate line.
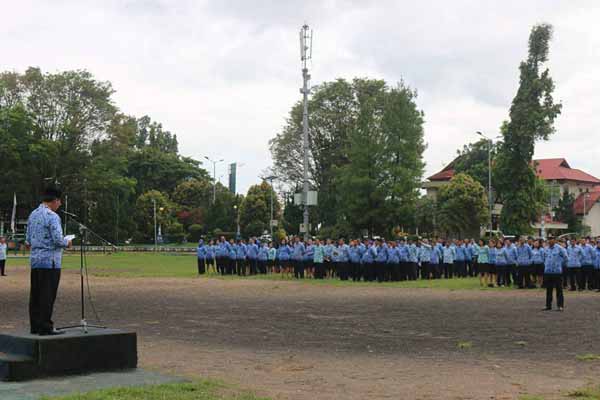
[271, 78, 425, 235]
[437, 173, 489, 238]
[239, 182, 281, 237]
[453, 139, 499, 189]
[270, 79, 355, 227]
[553, 191, 581, 233]
[0, 67, 214, 242]
[133, 190, 176, 243]
[493, 24, 562, 233]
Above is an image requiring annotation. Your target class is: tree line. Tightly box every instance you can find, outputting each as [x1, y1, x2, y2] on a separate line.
[0, 67, 279, 243]
[1, 23, 560, 242]
[271, 23, 561, 238]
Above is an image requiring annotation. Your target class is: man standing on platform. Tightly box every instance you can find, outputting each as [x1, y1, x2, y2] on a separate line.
[26, 186, 72, 335]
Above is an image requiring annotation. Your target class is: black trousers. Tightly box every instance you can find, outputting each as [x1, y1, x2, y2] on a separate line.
[294, 260, 304, 278]
[399, 262, 409, 281]
[29, 268, 61, 334]
[443, 263, 453, 279]
[350, 262, 361, 281]
[544, 274, 564, 309]
[363, 263, 375, 281]
[430, 263, 440, 279]
[454, 261, 466, 278]
[230, 258, 247, 276]
[257, 260, 267, 274]
[304, 260, 313, 275]
[0, 259, 5, 275]
[390, 263, 400, 282]
[582, 266, 594, 289]
[421, 262, 430, 279]
[465, 260, 473, 277]
[408, 262, 418, 280]
[374, 262, 385, 282]
[517, 266, 532, 288]
[314, 262, 325, 279]
[384, 263, 393, 282]
[567, 268, 581, 290]
[338, 262, 349, 280]
[197, 258, 206, 275]
[324, 260, 332, 277]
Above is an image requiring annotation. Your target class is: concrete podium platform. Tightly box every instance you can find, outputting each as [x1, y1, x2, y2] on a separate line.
[0, 328, 137, 381]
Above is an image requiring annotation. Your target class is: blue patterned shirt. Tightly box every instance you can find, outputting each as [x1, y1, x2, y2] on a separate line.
[26, 204, 69, 269]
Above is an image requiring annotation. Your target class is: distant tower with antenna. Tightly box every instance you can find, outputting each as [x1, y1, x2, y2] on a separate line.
[298, 23, 315, 240]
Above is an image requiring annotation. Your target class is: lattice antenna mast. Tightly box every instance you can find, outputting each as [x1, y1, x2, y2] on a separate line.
[299, 24, 312, 240]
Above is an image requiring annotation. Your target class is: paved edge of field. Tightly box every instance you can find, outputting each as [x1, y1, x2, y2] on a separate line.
[0, 369, 185, 400]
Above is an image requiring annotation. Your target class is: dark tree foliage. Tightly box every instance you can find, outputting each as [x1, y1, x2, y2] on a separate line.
[553, 191, 581, 233]
[270, 78, 425, 236]
[493, 24, 562, 234]
[437, 173, 489, 238]
[453, 139, 500, 190]
[239, 182, 281, 237]
[0, 68, 221, 243]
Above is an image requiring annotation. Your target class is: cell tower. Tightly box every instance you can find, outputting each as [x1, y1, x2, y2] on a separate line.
[299, 24, 313, 240]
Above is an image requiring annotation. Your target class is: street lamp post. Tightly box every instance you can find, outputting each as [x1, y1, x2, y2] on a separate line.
[205, 156, 224, 205]
[476, 131, 494, 233]
[233, 204, 241, 239]
[263, 176, 277, 239]
[153, 199, 157, 252]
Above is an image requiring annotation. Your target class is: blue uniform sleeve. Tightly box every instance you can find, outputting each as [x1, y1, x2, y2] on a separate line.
[50, 213, 68, 248]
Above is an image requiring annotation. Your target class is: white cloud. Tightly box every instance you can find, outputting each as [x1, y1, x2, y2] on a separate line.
[2, 0, 599, 193]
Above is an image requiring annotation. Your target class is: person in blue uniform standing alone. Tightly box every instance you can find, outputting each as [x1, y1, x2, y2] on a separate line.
[543, 236, 568, 311]
[26, 186, 73, 335]
[197, 239, 207, 275]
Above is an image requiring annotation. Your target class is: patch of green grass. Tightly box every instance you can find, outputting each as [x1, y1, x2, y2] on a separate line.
[7, 253, 536, 290]
[457, 341, 472, 349]
[519, 386, 600, 400]
[568, 386, 600, 399]
[64, 253, 198, 278]
[41, 381, 270, 400]
[576, 354, 600, 362]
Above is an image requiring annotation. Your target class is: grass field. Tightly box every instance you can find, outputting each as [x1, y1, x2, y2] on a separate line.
[9, 252, 523, 290]
[38, 380, 600, 400]
[41, 381, 270, 400]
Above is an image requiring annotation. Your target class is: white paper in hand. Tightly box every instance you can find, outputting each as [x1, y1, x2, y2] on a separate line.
[65, 235, 76, 242]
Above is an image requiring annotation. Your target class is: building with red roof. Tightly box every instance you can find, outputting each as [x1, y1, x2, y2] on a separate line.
[573, 186, 600, 236]
[422, 157, 600, 235]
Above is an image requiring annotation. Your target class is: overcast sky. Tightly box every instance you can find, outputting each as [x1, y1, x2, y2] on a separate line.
[2, 0, 599, 193]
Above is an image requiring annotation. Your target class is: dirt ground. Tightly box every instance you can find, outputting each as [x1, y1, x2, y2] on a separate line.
[2, 266, 599, 399]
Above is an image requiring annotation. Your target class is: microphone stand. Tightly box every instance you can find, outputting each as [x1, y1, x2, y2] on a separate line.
[58, 214, 108, 333]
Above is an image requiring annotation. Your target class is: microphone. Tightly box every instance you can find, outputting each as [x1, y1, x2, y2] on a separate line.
[62, 210, 78, 218]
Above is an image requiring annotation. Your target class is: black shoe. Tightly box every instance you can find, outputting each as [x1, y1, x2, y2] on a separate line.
[39, 329, 65, 336]
[556, 307, 564, 312]
[542, 307, 552, 311]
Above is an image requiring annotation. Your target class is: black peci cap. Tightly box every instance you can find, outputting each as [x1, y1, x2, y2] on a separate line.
[41, 185, 63, 202]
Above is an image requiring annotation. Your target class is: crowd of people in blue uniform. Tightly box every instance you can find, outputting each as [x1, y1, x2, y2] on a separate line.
[197, 235, 600, 293]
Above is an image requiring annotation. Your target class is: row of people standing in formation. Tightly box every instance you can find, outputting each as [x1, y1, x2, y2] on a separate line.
[196, 235, 600, 290]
